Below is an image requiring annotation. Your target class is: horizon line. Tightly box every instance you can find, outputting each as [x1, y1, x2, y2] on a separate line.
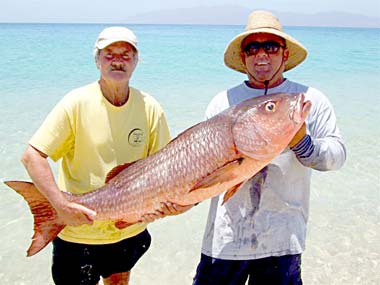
[0, 21, 379, 29]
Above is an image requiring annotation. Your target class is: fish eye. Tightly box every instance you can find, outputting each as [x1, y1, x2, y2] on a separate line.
[265, 101, 276, 112]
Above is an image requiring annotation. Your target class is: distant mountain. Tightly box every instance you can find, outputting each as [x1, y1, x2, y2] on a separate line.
[279, 11, 380, 28]
[123, 5, 380, 28]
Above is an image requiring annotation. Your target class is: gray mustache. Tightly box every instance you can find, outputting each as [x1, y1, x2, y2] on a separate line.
[110, 63, 126, 71]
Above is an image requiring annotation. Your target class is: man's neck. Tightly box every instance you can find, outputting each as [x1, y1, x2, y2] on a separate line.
[99, 79, 130, 106]
[246, 77, 286, 89]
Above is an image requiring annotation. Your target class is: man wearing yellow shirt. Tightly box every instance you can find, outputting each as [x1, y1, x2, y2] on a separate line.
[21, 26, 183, 285]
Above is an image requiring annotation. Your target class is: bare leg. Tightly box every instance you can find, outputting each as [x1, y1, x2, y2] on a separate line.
[103, 271, 131, 285]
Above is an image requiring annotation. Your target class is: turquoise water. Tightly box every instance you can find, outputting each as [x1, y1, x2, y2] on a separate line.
[0, 24, 379, 284]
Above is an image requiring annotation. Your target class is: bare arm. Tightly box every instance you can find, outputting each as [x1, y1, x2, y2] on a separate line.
[21, 144, 96, 226]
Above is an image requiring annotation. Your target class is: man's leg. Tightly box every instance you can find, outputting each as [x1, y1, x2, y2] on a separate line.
[99, 230, 151, 285]
[248, 254, 302, 285]
[193, 254, 251, 285]
[52, 237, 101, 285]
[103, 271, 130, 285]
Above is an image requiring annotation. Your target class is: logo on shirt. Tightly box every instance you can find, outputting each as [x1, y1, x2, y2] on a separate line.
[128, 128, 144, 147]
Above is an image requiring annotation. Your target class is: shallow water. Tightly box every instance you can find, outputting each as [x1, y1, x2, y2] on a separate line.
[0, 24, 379, 284]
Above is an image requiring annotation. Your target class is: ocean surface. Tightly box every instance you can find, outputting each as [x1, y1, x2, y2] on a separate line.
[0, 23, 379, 285]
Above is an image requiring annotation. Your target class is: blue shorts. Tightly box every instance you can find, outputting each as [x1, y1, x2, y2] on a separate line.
[193, 253, 302, 285]
[52, 229, 151, 285]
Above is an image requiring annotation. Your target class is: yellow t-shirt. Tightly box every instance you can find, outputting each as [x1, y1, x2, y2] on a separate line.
[29, 81, 171, 244]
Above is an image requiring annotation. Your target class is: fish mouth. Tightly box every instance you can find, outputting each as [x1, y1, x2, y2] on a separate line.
[290, 93, 312, 123]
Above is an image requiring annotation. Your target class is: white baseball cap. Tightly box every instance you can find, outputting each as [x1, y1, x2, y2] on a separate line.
[94, 26, 138, 51]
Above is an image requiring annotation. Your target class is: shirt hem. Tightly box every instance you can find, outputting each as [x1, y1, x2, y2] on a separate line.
[58, 226, 147, 245]
[200, 247, 305, 260]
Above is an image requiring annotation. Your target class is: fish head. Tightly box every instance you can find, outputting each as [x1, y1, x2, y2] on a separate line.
[232, 93, 311, 160]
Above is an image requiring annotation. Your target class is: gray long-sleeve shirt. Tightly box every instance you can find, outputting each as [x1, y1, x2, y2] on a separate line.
[201, 79, 346, 260]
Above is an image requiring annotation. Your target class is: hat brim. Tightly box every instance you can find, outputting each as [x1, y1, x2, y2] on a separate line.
[96, 38, 138, 51]
[224, 28, 307, 73]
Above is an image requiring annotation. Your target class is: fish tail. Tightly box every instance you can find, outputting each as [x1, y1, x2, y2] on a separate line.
[4, 181, 64, 256]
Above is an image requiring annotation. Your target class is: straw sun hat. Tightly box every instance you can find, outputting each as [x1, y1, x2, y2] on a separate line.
[224, 10, 307, 73]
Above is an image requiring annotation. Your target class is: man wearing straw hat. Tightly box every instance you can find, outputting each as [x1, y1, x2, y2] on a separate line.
[193, 10, 346, 285]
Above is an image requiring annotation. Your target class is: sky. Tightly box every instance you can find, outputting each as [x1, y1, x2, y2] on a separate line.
[1, 0, 379, 23]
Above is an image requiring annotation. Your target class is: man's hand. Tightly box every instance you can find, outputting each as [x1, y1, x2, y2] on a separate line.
[289, 123, 306, 148]
[140, 202, 193, 223]
[21, 145, 97, 227]
[54, 200, 97, 226]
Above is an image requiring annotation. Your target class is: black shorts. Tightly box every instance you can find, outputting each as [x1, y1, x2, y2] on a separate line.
[52, 229, 151, 285]
[193, 253, 302, 285]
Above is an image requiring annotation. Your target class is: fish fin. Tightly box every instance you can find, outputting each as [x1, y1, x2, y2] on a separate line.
[189, 158, 243, 191]
[222, 167, 267, 205]
[166, 200, 192, 207]
[105, 162, 137, 183]
[4, 181, 65, 257]
[222, 182, 244, 205]
[114, 220, 134, 229]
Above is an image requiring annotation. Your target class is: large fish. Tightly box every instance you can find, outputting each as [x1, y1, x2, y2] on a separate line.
[5, 92, 311, 256]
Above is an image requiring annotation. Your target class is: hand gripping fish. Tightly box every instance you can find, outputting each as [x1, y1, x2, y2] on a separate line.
[5, 93, 311, 256]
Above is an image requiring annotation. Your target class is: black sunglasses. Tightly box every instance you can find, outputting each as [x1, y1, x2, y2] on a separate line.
[243, 41, 286, 56]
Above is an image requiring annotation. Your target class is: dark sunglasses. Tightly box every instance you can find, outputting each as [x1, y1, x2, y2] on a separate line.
[243, 41, 286, 56]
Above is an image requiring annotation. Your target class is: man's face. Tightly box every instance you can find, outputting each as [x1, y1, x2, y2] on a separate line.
[97, 41, 138, 82]
[240, 33, 289, 88]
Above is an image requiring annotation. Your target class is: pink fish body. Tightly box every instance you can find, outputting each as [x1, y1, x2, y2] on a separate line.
[5, 92, 311, 256]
